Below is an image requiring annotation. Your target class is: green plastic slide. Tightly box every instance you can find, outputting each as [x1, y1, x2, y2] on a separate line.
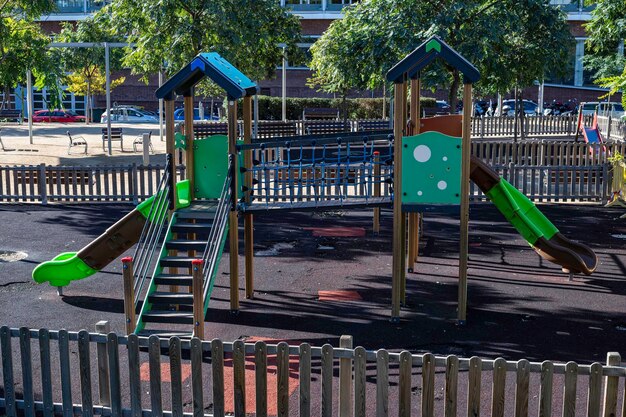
[485, 178, 558, 247]
[32, 180, 191, 287]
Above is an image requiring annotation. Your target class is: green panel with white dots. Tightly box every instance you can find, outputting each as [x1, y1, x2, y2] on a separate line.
[401, 131, 462, 205]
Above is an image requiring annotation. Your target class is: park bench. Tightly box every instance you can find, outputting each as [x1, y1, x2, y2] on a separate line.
[357, 119, 392, 132]
[302, 107, 339, 120]
[193, 122, 232, 138]
[304, 120, 351, 135]
[132, 131, 154, 153]
[67, 131, 88, 155]
[255, 121, 298, 140]
[102, 127, 124, 151]
[0, 109, 22, 124]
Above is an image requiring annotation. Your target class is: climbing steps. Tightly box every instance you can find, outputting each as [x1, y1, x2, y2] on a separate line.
[135, 200, 229, 336]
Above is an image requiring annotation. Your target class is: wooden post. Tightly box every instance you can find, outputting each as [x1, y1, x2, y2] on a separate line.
[400, 81, 408, 305]
[407, 77, 421, 273]
[184, 94, 195, 200]
[458, 83, 473, 324]
[121, 257, 135, 335]
[95, 321, 110, 407]
[228, 99, 240, 312]
[338, 335, 353, 417]
[391, 81, 406, 321]
[191, 259, 204, 339]
[373, 151, 381, 234]
[602, 352, 620, 417]
[243, 95, 254, 299]
[165, 99, 177, 207]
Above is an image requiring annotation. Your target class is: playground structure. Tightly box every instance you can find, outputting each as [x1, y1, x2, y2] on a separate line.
[32, 38, 597, 336]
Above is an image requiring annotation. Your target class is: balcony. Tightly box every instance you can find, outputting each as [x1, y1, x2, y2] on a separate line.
[280, 0, 358, 13]
[51, 0, 110, 14]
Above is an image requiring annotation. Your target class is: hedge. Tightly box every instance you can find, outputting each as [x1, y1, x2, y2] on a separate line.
[235, 95, 437, 120]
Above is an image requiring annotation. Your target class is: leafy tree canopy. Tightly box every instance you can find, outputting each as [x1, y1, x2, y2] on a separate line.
[105, 0, 302, 96]
[309, 0, 573, 107]
[583, 0, 626, 106]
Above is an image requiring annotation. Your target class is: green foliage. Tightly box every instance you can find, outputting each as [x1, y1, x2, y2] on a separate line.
[583, 0, 626, 107]
[105, 0, 301, 95]
[308, 0, 573, 107]
[0, 0, 57, 106]
[236, 95, 435, 120]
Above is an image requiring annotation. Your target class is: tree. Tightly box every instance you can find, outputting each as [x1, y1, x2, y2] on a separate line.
[308, 0, 573, 110]
[0, 0, 56, 109]
[583, 0, 626, 107]
[56, 15, 126, 123]
[104, 0, 301, 96]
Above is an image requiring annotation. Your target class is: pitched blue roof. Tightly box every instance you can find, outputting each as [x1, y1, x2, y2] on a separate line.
[386, 36, 480, 84]
[156, 52, 258, 100]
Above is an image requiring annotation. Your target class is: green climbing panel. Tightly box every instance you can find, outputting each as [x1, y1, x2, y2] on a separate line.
[194, 135, 229, 199]
[401, 131, 462, 205]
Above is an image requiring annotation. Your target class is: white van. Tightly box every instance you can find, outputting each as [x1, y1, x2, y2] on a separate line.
[100, 106, 158, 123]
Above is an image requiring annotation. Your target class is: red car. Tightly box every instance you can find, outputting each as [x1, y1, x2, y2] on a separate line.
[32, 109, 86, 123]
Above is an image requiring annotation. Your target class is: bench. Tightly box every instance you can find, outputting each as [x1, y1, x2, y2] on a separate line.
[193, 122, 230, 138]
[256, 121, 298, 140]
[102, 127, 124, 151]
[304, 120, 351, 135]
[0, 109, 22, 124]
[302, 107, 339, 120]
[357, 120, 392, 132]
[67, 131, 88, 155]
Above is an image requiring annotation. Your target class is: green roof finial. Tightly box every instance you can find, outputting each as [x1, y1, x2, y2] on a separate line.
[425, 39, 441, 53]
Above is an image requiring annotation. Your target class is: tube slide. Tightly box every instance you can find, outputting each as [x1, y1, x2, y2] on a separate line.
[32, 181, 191, 287]
[470, 157, 597, 275]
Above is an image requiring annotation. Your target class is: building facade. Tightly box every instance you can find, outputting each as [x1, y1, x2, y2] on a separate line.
[5, 0, 621, 115]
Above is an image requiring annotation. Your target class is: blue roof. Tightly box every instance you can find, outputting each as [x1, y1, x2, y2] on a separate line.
[156, 52, 258, 100]
[386, 36, 480, 84]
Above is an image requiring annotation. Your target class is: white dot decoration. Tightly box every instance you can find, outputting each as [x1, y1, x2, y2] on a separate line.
[442, 156, 448, 161]
[417, 191, 423, 196]
[413, 145, 431, 163]
[437, 180, 447, 190]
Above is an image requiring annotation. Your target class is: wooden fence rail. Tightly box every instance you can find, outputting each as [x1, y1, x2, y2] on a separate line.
[0, 326, 624, 417]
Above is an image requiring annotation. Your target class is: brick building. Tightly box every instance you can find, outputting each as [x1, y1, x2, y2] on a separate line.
[5, 0, 623, 116]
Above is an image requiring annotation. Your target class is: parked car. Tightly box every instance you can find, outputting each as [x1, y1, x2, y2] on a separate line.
[422, 100, 451, 116]
[32, 109, 86, 123]
[100, 106, 158, 123]
[500, 99, 538, 117]
[173, 108, 218, 121]
[596, 102, 624, 118]
[580, 102, 600, 116]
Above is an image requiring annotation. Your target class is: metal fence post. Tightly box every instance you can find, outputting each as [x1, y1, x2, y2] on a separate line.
[95, 320, 111, 406]
[339, 335, 353, 417]
[38, 163, 47, 205]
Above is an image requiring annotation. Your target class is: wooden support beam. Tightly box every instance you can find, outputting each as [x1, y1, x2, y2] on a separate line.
[458, 83, 473, 324]
[121, 257, 135, 335]
[228, 99, 240, 312]
[392, 81, 406, 320]
[184, 94, 195, 201]
[191, 259, 204, 339]
[400, 81, 408, 306]
[165, 99, 177, 209]
[243, 96, 254, 299]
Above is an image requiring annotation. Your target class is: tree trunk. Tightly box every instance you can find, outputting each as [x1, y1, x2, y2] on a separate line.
[2, 85, 11, 109]
[86, 80, 91, 125]
[449, 69, 461, 113]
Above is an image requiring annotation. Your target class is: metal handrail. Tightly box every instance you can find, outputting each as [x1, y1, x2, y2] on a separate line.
[132, 155, 172, 304]
[201, 158, 233, 300]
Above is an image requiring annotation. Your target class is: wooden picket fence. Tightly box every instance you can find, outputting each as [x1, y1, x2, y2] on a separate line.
[0, 326, 625, 417]
[597, 115, 626, 142]
[0, 164, 185, 203]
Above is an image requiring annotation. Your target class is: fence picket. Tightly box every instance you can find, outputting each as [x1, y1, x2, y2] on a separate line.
[127, 334, 142, 417]
[445, 355, 459, 417]
[38, 329, 53, 417]
[59, 329, 73, 417]
[354, 346, 367, 417]
[491, 357, 506, 417]
[587, 362, 602, 417]
[255, 341, 268, 417]
[562, 361, 578, 417]
[169, 337, 183, 417]
[298, 343, 310, 417]
[422, 353, 435, 417]
[1, 326, 16, 417]
[277, 342, 290, 417]
[107, 333, 122, 417]
[399, 351, 412, 417]
[538, 361, 554, 417]
[468, 356, 482, 417]
[148, 335, 163, 417]
[515, 359, 530, 417]
[321, 344, 333, 417]
[211, 339, 225, 417]
[19, 327, 34, 417]
[78, 330, 93, 417]
[190, 338, 204, 417]
[376, 349, 389, 417]
[233, 339, 246, 417]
